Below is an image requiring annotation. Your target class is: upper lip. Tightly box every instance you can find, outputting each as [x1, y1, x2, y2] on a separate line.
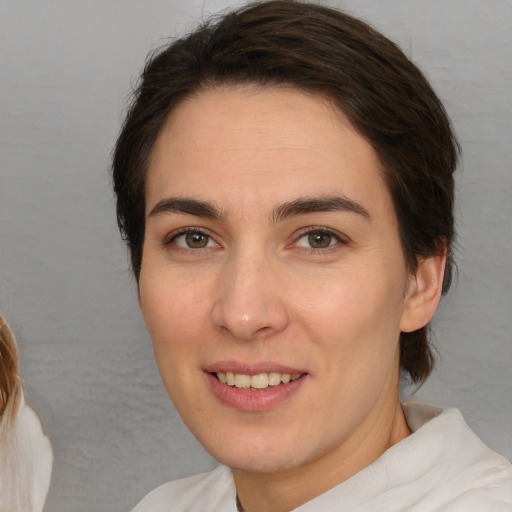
[204, 361, 308, 375]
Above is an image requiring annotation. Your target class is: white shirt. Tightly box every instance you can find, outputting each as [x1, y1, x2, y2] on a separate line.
[132, 403, 512, 511]
[0, 398, 53, 512]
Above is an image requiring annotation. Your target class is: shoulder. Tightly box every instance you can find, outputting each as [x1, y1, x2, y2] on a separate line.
[16, 400, 52, 451]
[402, 402, 512, 510]
[16, 400, 54, 476]
[18, 401, 54, 510]
[131, 465, 237, 512]
[0, 397, 53, 512]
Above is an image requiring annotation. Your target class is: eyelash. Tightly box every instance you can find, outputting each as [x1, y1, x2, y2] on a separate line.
[292, 227, 348, 253]
[163, 226, 348, 253]
[164, 227, 218, 250]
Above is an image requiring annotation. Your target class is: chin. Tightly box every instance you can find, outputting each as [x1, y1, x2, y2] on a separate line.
[195, 422, 317, 475]
[218, 448, 302, 475]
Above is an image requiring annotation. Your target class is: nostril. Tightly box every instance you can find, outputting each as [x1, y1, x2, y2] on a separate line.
[211, 285, 289, 341]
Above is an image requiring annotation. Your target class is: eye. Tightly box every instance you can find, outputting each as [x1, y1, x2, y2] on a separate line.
[168, 229, 218, 249]
[294, 229, 344, 250]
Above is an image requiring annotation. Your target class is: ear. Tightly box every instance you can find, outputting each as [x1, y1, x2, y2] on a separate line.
[400, 253, 446, 333]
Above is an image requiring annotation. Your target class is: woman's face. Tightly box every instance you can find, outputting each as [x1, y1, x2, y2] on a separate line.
[139, 86, 417, 475]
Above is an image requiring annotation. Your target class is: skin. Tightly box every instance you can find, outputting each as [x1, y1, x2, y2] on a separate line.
[139, 85, 445, 512]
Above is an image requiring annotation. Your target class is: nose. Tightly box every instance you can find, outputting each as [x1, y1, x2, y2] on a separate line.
[211, 249, 289, 341]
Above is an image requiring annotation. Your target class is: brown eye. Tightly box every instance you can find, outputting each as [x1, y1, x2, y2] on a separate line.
[295, 229, 344, 251]
[185, 232, 210, 248]
[307, 232, 332, 249]
[169, 230, 217, 249]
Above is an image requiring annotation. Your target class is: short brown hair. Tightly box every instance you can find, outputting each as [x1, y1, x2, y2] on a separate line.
[112, 0, 458, 383]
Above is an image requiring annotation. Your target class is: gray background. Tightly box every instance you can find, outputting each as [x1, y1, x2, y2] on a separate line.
[1, 1, 510, 510]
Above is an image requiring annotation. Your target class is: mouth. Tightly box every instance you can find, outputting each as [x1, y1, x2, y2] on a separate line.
[212, 371, 303, 390]
[205, 366, 308, 411]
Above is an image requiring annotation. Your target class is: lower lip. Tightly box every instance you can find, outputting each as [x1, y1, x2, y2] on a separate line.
[205, 372, 306, 412]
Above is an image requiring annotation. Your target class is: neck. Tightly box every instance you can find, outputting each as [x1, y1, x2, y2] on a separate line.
[234, 400, 410, 512]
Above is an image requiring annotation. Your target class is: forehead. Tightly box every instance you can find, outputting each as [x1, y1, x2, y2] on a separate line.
[146, 85, 391, 217]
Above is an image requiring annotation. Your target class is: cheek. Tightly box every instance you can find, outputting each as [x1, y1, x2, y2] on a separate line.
[292, 266, 404, 357]
[138, 271, 212, 387]
[296, 275, 403, 410]
[139, 272, 212, 408]
[140, 265, 208, 333]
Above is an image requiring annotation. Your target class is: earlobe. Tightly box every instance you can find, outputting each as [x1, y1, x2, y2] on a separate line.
[400, 253, 446, 333]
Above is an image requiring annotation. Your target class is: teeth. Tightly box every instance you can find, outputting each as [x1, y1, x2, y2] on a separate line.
[215, 371, 302, 389]
[268, 372, 281, 386]
[235, 373, 251, 388]
[250, 373, 269, 389]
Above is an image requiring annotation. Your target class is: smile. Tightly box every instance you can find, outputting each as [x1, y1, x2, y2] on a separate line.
[215, 371, 302, 390]
[204, 361, 308, 411]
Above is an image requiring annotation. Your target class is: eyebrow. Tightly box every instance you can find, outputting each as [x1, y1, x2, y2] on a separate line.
[148, 195, 370, 223]
[149, 197, 224, 220]
[271, 196, 371, 223]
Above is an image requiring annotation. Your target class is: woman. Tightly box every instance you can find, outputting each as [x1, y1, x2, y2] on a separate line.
[112, 1, 512, 510]
[0, 315, 53, 511]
